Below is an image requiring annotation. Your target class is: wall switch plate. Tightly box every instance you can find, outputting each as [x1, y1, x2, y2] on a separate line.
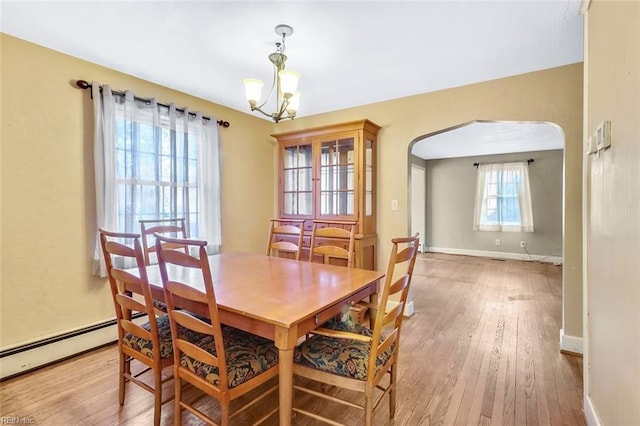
[391, 200, 399, 211]
[601, 120, 612, 149]
[595, 120, 612, 151]
[586, 136, 597, 155]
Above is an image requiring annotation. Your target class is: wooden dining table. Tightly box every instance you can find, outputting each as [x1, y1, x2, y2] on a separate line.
[128, 252, 384, 425]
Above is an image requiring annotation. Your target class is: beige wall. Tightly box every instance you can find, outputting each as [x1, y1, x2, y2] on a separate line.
[274, 63, 584, 340]
[425, 149, 564, 257]
[584, 1, 640, 424]
[0, 34, 274, 348]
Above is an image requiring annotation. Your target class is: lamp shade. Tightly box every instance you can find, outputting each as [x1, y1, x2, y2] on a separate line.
[243, 78, 264, 104]
[278, 69, 300, 96]
[286, 91, 301, 114]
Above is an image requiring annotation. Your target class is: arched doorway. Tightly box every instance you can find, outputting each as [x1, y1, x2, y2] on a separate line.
[406, 120, 567, 326]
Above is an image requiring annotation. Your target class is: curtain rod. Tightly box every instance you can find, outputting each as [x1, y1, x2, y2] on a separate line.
[75, 80, 230, 128]
[473, 159, 534, 168]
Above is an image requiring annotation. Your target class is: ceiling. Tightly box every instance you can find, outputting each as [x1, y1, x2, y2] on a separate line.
[411, 121, 565, 160]
[0, 1, 582, 157]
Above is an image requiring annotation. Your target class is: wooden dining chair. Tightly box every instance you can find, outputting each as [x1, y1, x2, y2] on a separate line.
[155, 234, 280, 425]
[292, 235, 420, 426]
[308, 220, 357, 268]
[266, 218, 305, 260]
[139, 218, 188, 265]
[98, 229, 174, 426]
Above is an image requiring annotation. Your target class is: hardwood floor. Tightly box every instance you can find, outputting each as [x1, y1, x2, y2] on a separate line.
[0, 253, 584, 425]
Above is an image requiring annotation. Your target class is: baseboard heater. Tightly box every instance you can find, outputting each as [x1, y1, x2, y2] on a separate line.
[0, 313, 146, 381]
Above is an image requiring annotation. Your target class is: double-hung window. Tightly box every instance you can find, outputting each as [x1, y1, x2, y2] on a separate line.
[92, 84, 221, 276]
[115, 109, 199, 235]
[473, 162, 534, 232]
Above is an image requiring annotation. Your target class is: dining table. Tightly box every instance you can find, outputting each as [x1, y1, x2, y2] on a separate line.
[127, 252, 384, 425]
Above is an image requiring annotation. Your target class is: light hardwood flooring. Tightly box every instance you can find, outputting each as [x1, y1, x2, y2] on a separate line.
[0, 253, 584, 425]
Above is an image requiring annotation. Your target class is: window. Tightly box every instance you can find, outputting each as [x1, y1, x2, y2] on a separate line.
[473, 162, 534, 232]
[92, 84, 221, 276]
[115, 117, 199, 236]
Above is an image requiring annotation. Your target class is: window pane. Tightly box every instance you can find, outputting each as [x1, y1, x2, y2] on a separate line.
[139, 153, 157, 181]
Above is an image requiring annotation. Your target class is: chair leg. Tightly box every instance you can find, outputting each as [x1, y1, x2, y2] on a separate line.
[221, 401, 230, 426]
[153, 368, 162, 426]
[364, 387, 373, 426]
[389, 365, 397, 418]
[118, 352, 126, 405]
[174, 376, 182, 426]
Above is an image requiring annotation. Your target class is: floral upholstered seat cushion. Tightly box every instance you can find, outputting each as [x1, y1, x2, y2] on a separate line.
[294, 320, 394, 381]
[180, 325, 278, 389]
[122, 314, 173, 359]
[321, 317, 373, 336]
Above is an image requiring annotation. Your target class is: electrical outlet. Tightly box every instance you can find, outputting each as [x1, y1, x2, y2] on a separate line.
[495, 239, 501, 246]
[520, 241, 526, 248]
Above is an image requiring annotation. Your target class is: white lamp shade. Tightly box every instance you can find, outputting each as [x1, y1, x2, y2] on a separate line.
[286, 91, 301, 113]
[243, 78, 264, 103]
[278, 69, 300, 96]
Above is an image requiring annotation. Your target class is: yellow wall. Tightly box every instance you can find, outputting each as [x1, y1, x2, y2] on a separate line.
[0, 34, 274, 348]
[1, 33, 584, 358]
[274, 63, 584, 340]
[584, 1, 640, 424]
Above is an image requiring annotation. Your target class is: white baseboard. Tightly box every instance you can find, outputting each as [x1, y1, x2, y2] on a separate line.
[559, 329, 584, 354]
[0, 316, 146, 380]
[386, 300, 414, 318]
[427, 246, 563, 265]
[584, 394, 601, 426]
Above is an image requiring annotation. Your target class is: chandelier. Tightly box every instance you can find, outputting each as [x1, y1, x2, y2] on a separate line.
[243, 24, 301, 123]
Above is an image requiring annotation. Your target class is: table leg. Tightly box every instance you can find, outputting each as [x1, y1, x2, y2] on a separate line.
[278, 347, 294, 426]
[275, 325, 298, 426]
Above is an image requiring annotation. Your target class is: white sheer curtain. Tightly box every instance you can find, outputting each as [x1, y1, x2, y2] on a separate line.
[473, 161, 534, 232]
[91, 82, 221, 276]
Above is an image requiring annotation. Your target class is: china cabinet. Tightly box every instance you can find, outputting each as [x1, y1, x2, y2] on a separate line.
[271, 119, 380, 269]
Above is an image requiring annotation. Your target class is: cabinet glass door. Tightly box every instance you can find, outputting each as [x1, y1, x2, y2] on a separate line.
[319, 137, 355, 217]
[283, 143, 313, 216]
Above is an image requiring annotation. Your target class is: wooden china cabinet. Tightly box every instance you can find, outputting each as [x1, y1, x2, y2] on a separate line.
[271, 119, 380, 270]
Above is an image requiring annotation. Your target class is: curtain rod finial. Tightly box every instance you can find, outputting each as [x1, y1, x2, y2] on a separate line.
[76, 80, 90, 89]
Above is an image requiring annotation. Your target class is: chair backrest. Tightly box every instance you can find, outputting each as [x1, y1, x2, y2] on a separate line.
[367, 235, 419, 378]
[98, 228, 163, 359]
[154, 234, 231, 393]
[266, 219, 305, 260]
[139, 218, 188, 265]
[309, 220, 357, 267]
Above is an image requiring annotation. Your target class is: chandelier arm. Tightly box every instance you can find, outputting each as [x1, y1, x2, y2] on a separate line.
[249, 105, 277, 119]
[255, 64, 278, 111]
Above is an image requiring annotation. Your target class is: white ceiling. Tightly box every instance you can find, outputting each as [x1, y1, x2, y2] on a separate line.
[411, 121, 565, 160]
[0, 0, 582, 157]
